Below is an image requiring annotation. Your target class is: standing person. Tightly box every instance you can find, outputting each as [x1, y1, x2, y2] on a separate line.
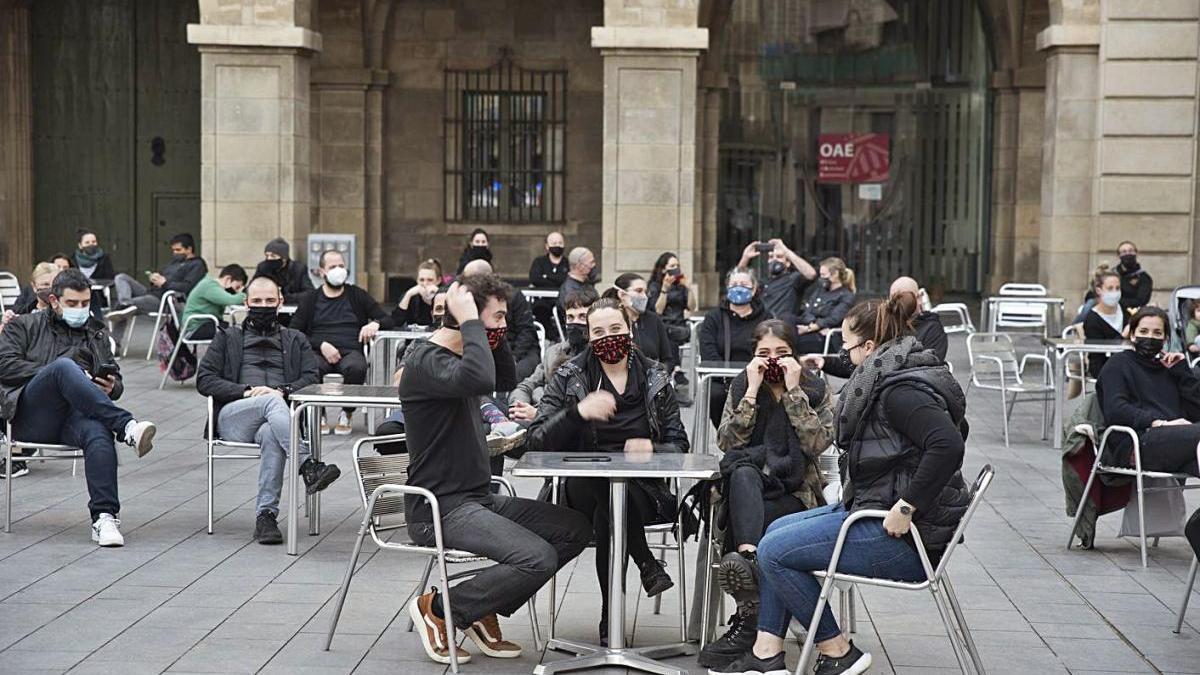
[254, 237, 313, 304]
[699, 320, 835, 670]
[392, 261, 440, 327]
[113, 233, 208, 313]
[558, 246, 598, 318]
[196, 276, 340, 544]
[1082, 269, 1127, 377]
[455, 228, 493, 275]
[0, 269, 157, 545]
[699, 267, 769, 429]
[793, 258, 856, 354]
[605, 273, 677, 374]
[527, 296, 689, 644]
[400, 275, 590, 665]
[289, 250, 393, 435]
[1116, 240, 1152, 314]
[739, 239, 817, 319]
[73, 229, 116, 281]
[178, 264, 247, 340]
[529, 232, 568, 340]
[463, 259, 541, 380]
[716, 293, 969, 675]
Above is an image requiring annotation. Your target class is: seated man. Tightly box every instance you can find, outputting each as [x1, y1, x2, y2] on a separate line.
[255, 237, 313, 305]
[196, 276, 340, 545]
[399, 275, 590, 664]
[290, 250, 394, 435]
[461, 259, 541, 380]
[179, 264, 247, 340]
[0, 269, 156, 546]
[557, 246, 597, 320]
[508, 289, 596, 418]
[113, 232, 208, 313]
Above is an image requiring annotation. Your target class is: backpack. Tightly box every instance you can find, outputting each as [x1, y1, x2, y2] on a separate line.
[156, 314, 196, 382]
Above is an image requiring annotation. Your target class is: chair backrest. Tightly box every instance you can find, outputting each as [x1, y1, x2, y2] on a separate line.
[966, 333, 1019, 383]
[353, 438, 410, 525]
[159, 289, 180, 323]
[930, 465, 994, 580]
[998, 283, 1047, 297]
[534, 320, 547, 357]
[0, 272, 21, 311]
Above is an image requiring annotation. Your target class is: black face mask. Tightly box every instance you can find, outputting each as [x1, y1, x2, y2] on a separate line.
[1133, 336, 1164, 359]
[586, 268, 600, 284]
[471, 245, 492, 261]
[226, 285, 240, 295]
[1120, 254, 1138, 269]
[262, 258, 285, 274]
[34, 289, 51, 306]
[171, 253, 186, 263]
[80, 245, 99, 256]
[769, 261, 786, 277]
[548, 246, 564, 258]
[565, 323, 588, 351]
[245, 306, 280, 333]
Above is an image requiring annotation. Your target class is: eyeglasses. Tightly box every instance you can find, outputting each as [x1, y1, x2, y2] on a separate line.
[842, 341, 867, 352]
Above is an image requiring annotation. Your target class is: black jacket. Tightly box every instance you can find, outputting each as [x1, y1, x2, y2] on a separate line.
[1097, 352, 1200, 463]
[1116, 263, 1152, 312]
[289, 284, 394, 351]
[196, 325, 320, 437]
[9, 285, 35, 315]
[528, 349, 688, 456]
[75, 252, 116, 281]
[529, 254, 568, 289]
[699, 299, 768, 363]
[0, 310, 123, 419]
[254, 259, 313, 304]
[634, 310, 677, 372]
[506, 287, 541, 366]
[392, 294, 434, 327]
[798, 285, 855, 330]
[1082, 308, 1126, 378]
[160, 256, 209, 297]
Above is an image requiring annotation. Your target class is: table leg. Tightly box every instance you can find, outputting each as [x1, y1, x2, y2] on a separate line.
[309, 405, 321, 536]
[609, 478, 627, 649]
[287, 403, 303, 556]
[1054, 350, 1067, 449]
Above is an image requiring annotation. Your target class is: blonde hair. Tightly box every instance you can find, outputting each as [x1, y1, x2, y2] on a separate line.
[1092, 263, 1118, 291]
[30, 262, 59, 284]
[820, 257, 856, 293]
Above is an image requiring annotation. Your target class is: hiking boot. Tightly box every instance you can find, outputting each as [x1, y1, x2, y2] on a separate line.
[717, 550, 760, 604]
[300, 458, 341, 495]
[254, 511, 283, 545]
[709, 649, 787, 675]
[698, 604, 759, 669]
[638, 558, 674, 597]
[409, 590, 472, 665]
[813, 641, 872, 675]
[464, 613, 522, 658]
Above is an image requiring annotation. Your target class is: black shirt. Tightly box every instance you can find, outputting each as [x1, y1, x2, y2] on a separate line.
[393, 294, 434, 327]
[1116, 263, 1153, 312]
[595, 369, 652, 452]
[309, 292, 361, 352]
[634, 310, 677, 372]
[241, 330, 285, 387]
[761, 270, 809, 318]
[648, 281, 689, 324]
[1082, 307, 1126, 378]
[698, 301, 768, 363]
[529, 254, 568, 289]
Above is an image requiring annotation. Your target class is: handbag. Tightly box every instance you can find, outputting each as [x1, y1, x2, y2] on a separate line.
[1118, 476, 1187, 538]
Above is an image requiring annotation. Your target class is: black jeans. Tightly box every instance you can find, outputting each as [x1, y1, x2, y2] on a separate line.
[1136, 424, 1200, 476]
[726, 465, 807, 549]
[408, 494, 590, 629]
[318, 348, 368, 413]
[565, 477, 660, 598]
[12, 358, 134, 519]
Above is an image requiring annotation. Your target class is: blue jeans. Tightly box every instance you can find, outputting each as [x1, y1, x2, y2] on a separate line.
[216, 395, 307, 516]
[757, 503, 927, 642]
[12, 358, 134, 519]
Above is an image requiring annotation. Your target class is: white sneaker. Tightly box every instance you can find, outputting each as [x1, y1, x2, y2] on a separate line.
[334, 411, 352, 436]
[91, 513, 124, 547]
[123, 420, 156, 458]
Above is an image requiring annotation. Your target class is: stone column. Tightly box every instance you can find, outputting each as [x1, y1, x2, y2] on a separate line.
[187, 1, 321, 271]
[593, 1, 708, 282]
[1036, 2, 1100, 299]
[0, 0, 34, 276]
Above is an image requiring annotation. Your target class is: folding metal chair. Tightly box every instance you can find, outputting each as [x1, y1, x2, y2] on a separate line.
[204, 397, 261, 534]
[534, 320, 548, 357]
[159, 313, 220, 389]
[1175, 555, 1197, 633]
[324, 435, 542, 673]
[0, 272, 23, 313]
[794, 465, 995, 675]
[145, 290, 181, 360]
[993, 282, 1049, 336]
[965, 333, 1054, 446]
[820, 328, 843, 356]
[3, 419, 85, 532]
[1066, 424, 1200, 568]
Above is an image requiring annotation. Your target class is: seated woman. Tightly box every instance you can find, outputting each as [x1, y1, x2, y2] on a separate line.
[714, 293, 969, 675]
[793, 257, 856, 354]
[528, 297, 689, 643]
[607, 273, 677, 374]
[391, 261, 440, 327]
[699, 267, 769, 429]
[1082, 267, 1127, 378]
[698, 319, 835, 670]
[508, 289, 597, 420]
[1098, 306, 1200, 477]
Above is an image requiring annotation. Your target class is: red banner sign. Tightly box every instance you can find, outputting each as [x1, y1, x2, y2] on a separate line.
[817, 133, 890, 183]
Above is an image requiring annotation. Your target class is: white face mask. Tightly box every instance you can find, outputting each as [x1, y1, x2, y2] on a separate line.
[325, 266, 349, 287]
[1100, 290, 1121, 308]
[629, 294, 648, 314]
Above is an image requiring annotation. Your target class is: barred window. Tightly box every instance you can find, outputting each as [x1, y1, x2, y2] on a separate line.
[444, 54, 566, 223]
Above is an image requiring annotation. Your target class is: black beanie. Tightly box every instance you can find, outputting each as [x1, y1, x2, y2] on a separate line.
[264, 237, 289, 259]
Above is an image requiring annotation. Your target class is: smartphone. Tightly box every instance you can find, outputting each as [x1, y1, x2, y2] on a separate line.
[93, 362, 119, 381]
[143, 270, 154, 278]
[562, 456, 612, 462]
[755, 242, 774, 253]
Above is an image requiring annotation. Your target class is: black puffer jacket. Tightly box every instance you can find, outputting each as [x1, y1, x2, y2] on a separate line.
[528, 348, 688, 455]
[0, 310, 123, 419]
[842, 364, 969, 561]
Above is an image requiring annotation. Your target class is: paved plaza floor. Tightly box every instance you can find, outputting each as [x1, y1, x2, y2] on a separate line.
[0, 325, 1198, 674]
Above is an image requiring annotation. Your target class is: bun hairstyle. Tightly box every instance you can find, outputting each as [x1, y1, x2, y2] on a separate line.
[425, 258, 444, 279]
[843, 292, 920, 346]
[603, 273, 644, 300]
[586, 296, 633, 329]
[820, 257, 857, 293]
[1092, 264, 1119, 290]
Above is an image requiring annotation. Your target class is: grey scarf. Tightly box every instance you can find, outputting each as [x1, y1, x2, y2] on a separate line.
[835, 335, 934, 446]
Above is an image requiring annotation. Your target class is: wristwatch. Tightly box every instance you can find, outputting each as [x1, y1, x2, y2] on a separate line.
[898, 504, 913, 516]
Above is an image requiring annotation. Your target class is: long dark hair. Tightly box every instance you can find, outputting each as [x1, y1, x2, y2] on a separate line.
[1129, 306, 1169, 334]
[462, 227, 490, 255]
[843, 291, 919, 345]
[650, 251, 677, 286]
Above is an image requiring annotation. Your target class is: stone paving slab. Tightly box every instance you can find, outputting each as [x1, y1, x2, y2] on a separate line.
[0, 324, 1197, 673]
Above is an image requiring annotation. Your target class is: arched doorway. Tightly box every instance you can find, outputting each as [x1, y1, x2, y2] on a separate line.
[716, 0, 992, 298]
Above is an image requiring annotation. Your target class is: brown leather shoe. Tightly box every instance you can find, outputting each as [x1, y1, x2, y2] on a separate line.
[408, 591, 472, 665]
[465, 613, 523, 658]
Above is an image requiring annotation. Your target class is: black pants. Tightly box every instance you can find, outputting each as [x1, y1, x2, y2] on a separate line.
[795, 331, 842, 355]
[565, 478, 659, 598]
[725, 465, 807, 549]
[1136, 424, 1200, 476]
[373, 420, 407, 455]
[318, 348, 368, 413]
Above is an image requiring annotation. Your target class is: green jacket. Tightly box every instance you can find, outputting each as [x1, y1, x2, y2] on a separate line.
[1062, 392, 1131, 549]
[180, 277, 245, 332]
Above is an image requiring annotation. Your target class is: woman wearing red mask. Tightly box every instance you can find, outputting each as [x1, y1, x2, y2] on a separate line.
[527, 296, 688, 644]
[698, 319, 835, 670]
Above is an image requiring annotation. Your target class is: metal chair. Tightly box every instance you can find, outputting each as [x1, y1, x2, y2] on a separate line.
[204, 397, 261, 534]
[0, 272, 23, 313]
[1066, 424, 1200, 568]
[1175, 555, 1197, 633]
[534, 320, 548, 358]
[1060, 324, 1095, 396]
[965, 333, 1054, 446]
[3, 419, 85, 532]
[159, 313, 220, 389]
[919, 287, 976, 335]
[794, 465, 995, 675]
[820, 328, 843, 356]
[324, 435, 542, 673]
[103, 306, 140, 358]
[145, 290, 181, 360]
[993, 282, 1049, 336]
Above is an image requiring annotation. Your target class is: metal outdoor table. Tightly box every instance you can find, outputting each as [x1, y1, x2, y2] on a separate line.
[691, 361, 748, 454]
[521, 288, 560, 300]
[365, 329, 432, 430]
[286, 384, 402, 555]
[983, 296, 1066, 334]
[1043, 337, 1131, 448]
[512, 451, 719, 675]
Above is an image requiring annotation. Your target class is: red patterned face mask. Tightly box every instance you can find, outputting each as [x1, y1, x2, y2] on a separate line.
[764, 357, 786, 383]
[592, 333, 632, 365]
[486, 326, 508, 350]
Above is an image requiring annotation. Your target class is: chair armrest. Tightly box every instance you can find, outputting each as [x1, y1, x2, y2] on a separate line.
[492, 475, 517, 497]
[1019, 353, 1053, 386]
[350, 434, 407, 457]
[182, 314, 221, 333]
[367, 482, 445, 526]
[1098, 425, 1140, 467]
[821, 509, 936, 580]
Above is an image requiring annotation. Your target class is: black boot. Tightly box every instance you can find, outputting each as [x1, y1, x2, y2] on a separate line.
[254, 510, 283, 545]
[697, 602, 759, 669]
[300, 458, 341, 495]
[638, 558, 674, 597]
[717, 549, 760, 605]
